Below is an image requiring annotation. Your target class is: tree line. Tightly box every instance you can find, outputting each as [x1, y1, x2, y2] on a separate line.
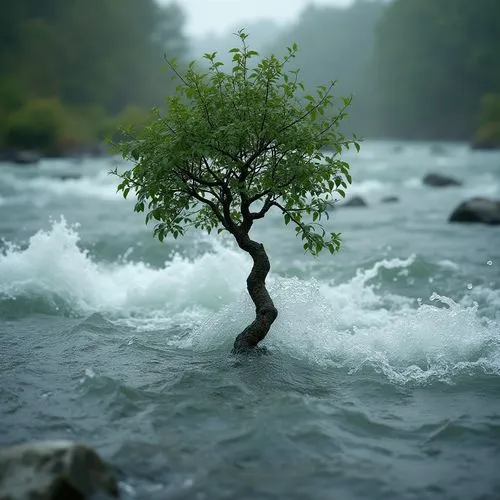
[1, 0, 499, 154]
[0, 0, 186, 155]
[265, 0, 500, 146]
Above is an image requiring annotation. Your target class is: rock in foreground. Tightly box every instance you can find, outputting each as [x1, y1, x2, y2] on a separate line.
[449, 197, 500, 225]
[423, 173, 462, 187]
[0, 441, 119, 500]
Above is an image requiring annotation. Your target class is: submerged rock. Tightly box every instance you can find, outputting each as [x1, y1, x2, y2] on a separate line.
[0, 149, 41, 165]
[423, 173, 462, 187]
[0, 440, 119, 500]
[449, 197, 500, 225]
[342, 196, 368, 207]
[53, 173, 82, 181]
[380, 195, 399, 204]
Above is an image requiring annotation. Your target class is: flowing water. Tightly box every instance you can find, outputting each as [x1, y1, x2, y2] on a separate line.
[1, 141, 499, 499]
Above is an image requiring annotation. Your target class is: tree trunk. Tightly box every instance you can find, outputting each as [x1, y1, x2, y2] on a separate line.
[232, 231, 278, 353]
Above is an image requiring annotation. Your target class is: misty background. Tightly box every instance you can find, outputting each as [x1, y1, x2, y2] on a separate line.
[1, 0, 499, 157]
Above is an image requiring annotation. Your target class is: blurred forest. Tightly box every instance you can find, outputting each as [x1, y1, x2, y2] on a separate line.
[0, 0, 185, 155]
[266, 0, 500, 146]
[1, 0, 499, 155]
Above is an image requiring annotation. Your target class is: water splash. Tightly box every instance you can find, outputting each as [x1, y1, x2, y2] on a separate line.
[1, 219, 498, 385]
[0, 218, 248, 323]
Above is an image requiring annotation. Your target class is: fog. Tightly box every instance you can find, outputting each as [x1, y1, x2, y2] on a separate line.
[157, 0, 355, 36]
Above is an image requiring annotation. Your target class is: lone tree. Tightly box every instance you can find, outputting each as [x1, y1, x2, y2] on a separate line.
[113, 31, 358, 352]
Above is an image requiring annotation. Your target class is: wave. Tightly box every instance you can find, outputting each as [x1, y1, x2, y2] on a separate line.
[0, 168, 121, 202]
[0, 218, 246, 323]
[1, 219, 499, 385]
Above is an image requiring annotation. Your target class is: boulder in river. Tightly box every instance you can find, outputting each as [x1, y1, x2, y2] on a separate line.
[380, 195, 399, 204]
[423, 173, 462, 187]
[0, 149, 41, 165]
[449, 197, 500, 225]
[0, 440, 119, 500]
[342, 196, 368, 207]
[53, 173, 82, 181]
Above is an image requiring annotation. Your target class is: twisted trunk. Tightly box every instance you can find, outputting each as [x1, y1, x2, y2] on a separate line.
[232, 231, 278, 352]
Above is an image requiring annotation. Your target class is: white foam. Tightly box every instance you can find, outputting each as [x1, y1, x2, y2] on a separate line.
[347, 179, 386, 195]
[0, 218, 248, 324]
[1, 219, 498, 385]
[191, 256, 500, 385]
[1, 170, 121, 202]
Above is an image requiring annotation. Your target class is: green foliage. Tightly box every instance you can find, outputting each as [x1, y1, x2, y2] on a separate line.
[114, 32, 358, 255]
[1, 98, 149, 154]
[473, 94, 500, 148]
[0, 0, 187, 150]
[4, 98, 66, 153]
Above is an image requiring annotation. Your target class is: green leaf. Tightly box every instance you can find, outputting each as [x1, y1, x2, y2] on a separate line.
[110, 31, 354, 261]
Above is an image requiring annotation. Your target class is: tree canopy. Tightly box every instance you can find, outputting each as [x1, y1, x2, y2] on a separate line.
[115, 31, 357, 255]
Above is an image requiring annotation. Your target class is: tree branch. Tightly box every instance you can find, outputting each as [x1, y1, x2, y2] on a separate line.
[277, 81, 335, 134]
[184, 187, 227, 229]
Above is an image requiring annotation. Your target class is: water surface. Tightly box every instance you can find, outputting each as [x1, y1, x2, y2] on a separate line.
[1, 141, 499, 499]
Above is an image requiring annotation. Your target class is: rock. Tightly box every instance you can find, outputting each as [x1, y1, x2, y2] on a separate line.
[342, 196, 368, 207]
[13, 151, 41, 165]
[423, 173, 462, 187]
[449, 197, 500, 225]
[0, 149, 41, 165]
[0, 441, 119, 500]
[380, 195, 399, 204]
[53, 173, 82, 181]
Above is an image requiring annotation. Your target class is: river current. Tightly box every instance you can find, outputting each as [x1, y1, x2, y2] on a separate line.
[1, 141, 499, 499]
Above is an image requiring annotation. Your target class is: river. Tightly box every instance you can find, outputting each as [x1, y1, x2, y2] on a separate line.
[1, 141, 499, 499]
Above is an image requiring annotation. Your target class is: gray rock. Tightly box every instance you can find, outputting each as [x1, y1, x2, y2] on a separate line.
[53, 173, 82, 181]
[0, 150, 41, 165]
[423, 173, 462, 187]
[380, 195, 399, 204]
[13, 151, 41, 165]
[449, 197, 500, 225]
[342, 196, 368, 207]
[0, 441, 119, 500]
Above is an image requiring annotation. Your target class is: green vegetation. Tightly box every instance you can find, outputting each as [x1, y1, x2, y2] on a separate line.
[113, 32, 357, 351]
[0, 0, 186, 154]
[473, 94, 500, 149]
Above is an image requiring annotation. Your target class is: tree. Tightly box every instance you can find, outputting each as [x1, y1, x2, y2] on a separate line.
[113, 31, 358, 352]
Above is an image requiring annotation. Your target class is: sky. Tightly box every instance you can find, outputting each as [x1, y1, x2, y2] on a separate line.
[159, 0, 354, 37]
